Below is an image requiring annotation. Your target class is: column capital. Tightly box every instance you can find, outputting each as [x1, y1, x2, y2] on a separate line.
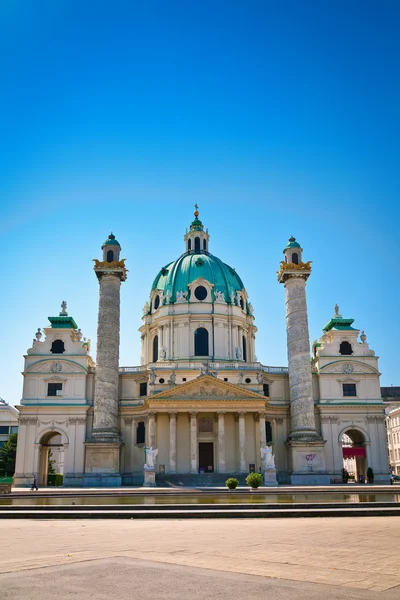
[169, 411, 177, 419]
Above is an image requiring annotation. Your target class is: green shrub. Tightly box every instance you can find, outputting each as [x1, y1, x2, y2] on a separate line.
[47, 473, 63, 486]
[225, 478, 239, 490]
[245, 472, 264, 489]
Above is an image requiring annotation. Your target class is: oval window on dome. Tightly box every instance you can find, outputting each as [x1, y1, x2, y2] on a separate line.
[154, 295, 160, 310]
[194, 286, 207, 301]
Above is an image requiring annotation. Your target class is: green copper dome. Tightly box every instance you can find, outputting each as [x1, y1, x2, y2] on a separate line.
[103, 233, 121, 247]
[151, 252, 245, 305]
[285, 236, 301, 250]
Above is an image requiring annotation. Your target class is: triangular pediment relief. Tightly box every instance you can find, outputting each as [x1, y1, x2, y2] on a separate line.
[151, 375, 264, 400]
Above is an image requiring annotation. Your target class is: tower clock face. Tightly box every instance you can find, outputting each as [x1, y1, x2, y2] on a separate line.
[342, 364, 354, 374]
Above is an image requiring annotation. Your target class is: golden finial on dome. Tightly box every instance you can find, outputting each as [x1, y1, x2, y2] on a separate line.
[194, 203, 199, 218]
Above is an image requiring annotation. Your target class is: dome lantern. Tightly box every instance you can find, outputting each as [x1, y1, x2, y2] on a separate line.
[101, 232, 121, 263]
[184, 205, 210, 253]
[283, 236, 303, 265]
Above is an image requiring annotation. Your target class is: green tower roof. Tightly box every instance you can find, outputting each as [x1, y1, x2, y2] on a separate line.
[48, 315, 78, 329]
[323, 316, 357, 333]
[102, 233, 121, 247]
[285, 236, 301, 250]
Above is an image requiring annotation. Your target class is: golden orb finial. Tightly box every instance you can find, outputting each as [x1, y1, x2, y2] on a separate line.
[194, 203, 199, 218]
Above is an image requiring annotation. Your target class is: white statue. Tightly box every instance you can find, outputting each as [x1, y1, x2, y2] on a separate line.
[248, 302, 254, 315]
[214, 290, 225, 303]
[60, 300, 68, 315]
[256, 371, 264, 384]
[145, 447, 158, 469]
[200, 363, 208, 376]
[230, 291, 235, 305]
[76, 328, 83, 341]
[168, 371, 176, 385]
[237, 371, 244, 384]
[261, 446, 275, 470]
[35, 328, 42, 341]
[334, 303, 341, 317]
[235, 346, 242, 360]
[160, 346, 167, 360]
[165, 290, 172, 304]
[142, 302, 150, 316]
[176, 290, 188, 302]
[149, 369, 156, 384]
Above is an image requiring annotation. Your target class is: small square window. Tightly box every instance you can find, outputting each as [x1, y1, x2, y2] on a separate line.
[47, 383, 62, 396]
[224, 378, 228, 382]
[182, 378, 186, 382]
[343, 383, 357, 397]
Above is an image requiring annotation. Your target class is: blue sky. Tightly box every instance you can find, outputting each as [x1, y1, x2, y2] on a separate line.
[1, 1, 399, 404]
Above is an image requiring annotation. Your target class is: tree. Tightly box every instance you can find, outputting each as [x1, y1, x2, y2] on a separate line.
[48, 449, 56, 475]
[0, 433, 17, 476]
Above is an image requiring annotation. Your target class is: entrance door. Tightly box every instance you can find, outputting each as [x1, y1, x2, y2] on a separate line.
[199, 442, 214, 473]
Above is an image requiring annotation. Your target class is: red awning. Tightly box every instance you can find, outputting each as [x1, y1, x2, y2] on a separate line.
[343, 447, 366, 458]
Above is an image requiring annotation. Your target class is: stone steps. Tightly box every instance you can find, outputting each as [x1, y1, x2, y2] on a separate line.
[1, 505, 400, 519]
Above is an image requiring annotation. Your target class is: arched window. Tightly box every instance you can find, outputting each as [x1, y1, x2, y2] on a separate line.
[266, 421, 273, 443]
[339, 341, 353, 355]
[153, 335, 159, 362]
[194, 327, 209, 356]
[194, 237, 200, 253]
[242, 335, 247, 362]
[203, 239, 207, 250]
[292, 252, 299, 265]
[51, 339, 65, 354]
[153, 295, 160, 310]
[106, 250, 114, 262]
[136, 421, 145, 444]
[188, 239, 192, 251]
[239, 296, 244, 310]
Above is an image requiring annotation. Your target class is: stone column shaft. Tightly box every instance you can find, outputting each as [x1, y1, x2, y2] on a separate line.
[92, 274, 121, 440]
[284, 277, 319, 441]
[169, 413, 177, 473]
[239, 412, 246, 472]
[259, 412, 266, 447]
[218, 412, 226, 472]
[148, 413, 156, 448]
[190, 412, 198, 473]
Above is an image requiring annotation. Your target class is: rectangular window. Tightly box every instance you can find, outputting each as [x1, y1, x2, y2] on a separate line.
[139, 382, 147, 397]
[342, 383, 357, 397]
[10, 426, 18, 434]
[263, 384, 270, 397]
[0, 426, 9, 434]
[47, 383, 63, 396]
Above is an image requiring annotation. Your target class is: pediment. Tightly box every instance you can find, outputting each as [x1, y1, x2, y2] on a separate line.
[319, 361, 379, 375]
[25, 359, 87, 374]
[151, 375, 265, 400]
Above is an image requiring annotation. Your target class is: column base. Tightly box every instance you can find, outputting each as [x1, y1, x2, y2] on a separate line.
[143, 468, 156, 487]
[84, 441, 122, 482]
[81, 473, 122, 487]
[286, 440, 329, 485]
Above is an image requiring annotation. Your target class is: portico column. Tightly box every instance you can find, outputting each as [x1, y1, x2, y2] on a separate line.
[238, 412, 246, 472]
[169, 412, 177, 473]
[218, 412, 226, 473]
[148, 413, 156, 448]
[259, 412, 266, 447]
[190, 412, 198, 473]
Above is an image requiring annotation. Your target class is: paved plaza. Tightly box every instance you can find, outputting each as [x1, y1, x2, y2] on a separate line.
[1, 517, 400, 598]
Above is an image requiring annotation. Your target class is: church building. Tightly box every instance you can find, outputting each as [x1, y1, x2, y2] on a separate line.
[14, 209, 388, 486]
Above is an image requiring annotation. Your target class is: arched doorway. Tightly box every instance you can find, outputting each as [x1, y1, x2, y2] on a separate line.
[341, 429, 367, 483]
[38, 432, 65, 486]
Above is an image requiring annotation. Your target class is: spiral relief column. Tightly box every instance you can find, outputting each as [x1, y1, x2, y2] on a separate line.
[84, 234, 127, 486]
[278, 237, 328, 484]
